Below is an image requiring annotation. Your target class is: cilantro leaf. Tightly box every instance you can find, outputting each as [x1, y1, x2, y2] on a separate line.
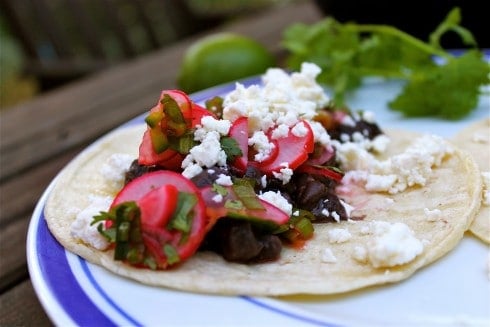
[167, 192, 197, 233]
[220, 136, 243, 160]
[389, 50, 490, 119]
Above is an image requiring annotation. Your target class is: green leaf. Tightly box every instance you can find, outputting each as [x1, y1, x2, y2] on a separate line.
[212, 183, 228, 196]
[224, 199, 244, 210]
[163, 244, 180, 265]
[220, 136, 243, 160]
[232, 178, 264, 210]
[167, 192, 197, 233]
[389, 50, 490, 119]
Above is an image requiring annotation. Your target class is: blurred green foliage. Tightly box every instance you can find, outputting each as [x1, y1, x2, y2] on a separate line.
[0, 16, 38, 109]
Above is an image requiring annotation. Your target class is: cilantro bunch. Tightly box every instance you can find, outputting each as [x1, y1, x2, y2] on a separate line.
[282, 7, 489, 120]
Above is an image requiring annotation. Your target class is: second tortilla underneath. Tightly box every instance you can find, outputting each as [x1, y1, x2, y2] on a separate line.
[452, 118, 490, 244]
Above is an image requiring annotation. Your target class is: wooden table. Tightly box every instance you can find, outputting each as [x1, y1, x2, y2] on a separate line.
[0, 1, 322, 325]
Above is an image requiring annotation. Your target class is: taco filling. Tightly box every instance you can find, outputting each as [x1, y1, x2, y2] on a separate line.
[45, 63, 482, 295]
[85, 63, 390, 269]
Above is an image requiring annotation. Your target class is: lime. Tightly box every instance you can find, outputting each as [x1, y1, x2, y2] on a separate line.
[178, 33, 276, 93]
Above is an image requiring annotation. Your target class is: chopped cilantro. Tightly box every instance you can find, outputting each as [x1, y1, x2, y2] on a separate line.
[220, 136, 243, 160]
[224, 199, 245, 210]
[168, 192, 197, 233]
[232, 178, 264, 210]
[163, 244, 180, 265]
[92, 201, 144, 261]
[212, 183, 229, 196]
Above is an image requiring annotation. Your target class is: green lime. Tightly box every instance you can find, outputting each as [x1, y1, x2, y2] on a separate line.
[178, 33, 276, 93]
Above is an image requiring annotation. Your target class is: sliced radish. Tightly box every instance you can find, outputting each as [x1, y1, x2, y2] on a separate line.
[306, 143, 335, 166]
[200, 185, 289, 231]
[158, 89, 192, 120]
[138, 129, 179, 166]
[254, 120, 314, 173]
[296, 164, 344, 183]
[191, 103, 215, 127]
[137, 184, 179, 228]
[138, 92, 214, 167]
[228, 117, 249, 172]
[109, 170, 207, 269]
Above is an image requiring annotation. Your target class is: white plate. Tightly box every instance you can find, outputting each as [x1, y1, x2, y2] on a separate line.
[27, 76, 490, 327]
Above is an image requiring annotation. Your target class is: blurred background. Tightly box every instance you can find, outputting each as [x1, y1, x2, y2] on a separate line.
[1, 0, 487, 109]
[0, 0, 291, 108]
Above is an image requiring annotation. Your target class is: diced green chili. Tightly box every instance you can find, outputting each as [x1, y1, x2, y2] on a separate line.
[232, 178, 264, 210]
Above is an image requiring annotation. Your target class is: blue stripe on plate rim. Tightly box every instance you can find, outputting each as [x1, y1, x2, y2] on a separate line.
[27, 75, 340, 327]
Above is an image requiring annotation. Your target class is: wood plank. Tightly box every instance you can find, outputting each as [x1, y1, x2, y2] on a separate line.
[0, 280, 53, 326]
[0, 150, 78, 226]
[0, 149, 84, 289]
[0, 0, 321, 182]
[0, 213, 30, 292]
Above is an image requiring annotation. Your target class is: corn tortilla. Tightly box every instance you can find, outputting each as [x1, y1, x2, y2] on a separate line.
[452, 118, 490, 244]
[44, 124, 482, 295]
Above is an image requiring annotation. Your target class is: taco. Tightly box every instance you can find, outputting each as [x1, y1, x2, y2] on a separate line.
[44, 64, 482, 296]
[452, 118, 490, 243]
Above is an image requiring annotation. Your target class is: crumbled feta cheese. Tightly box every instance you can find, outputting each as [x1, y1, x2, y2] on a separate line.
[272, 163, 293, 184]
[328, 228, 352, 243]
[100, 153, 133, 189]
[364, 174, 398, 192]
[361, 111, 376, 123]
[370, 135, 390, 153]
[341, 115, 356, 127]
[482, 172, 490, 206]
[308, 121, 331, 146]
[260, 175, 267, 188]
[271, 124, 289, 139]
[424, 207, 442, 222]
[199, 115, 231, 136]
[365, 221, 424, 268]
[222, 62, 330, 133]
[331, 211, 340, 222]
[182, 131, 227, 178]
[352, 246, 368, 263]
[352, 131, 366, 143]
[70, 195, 112, 250]
[258, 191, 293, 215]
[181, 114, 232, 179]
[291, 121, 308, 137]
[248, 131, 276, 162]
[340, 133, 351, 142]
[339, 199, 355, 219]
[340, 134, 453, 194]
[215, 174, 233, 186]
[321, 248, 337, 263]
[212, 193, 223, 203]
[182, 163, 203, 179]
